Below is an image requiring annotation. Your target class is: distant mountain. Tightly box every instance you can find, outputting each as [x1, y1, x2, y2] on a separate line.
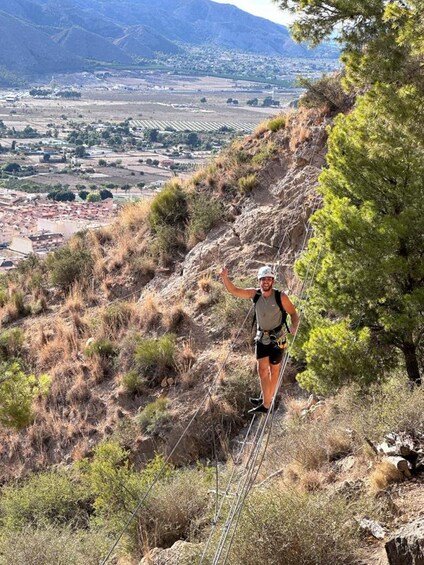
[54, 26, 133, 64]
[0, 0, 337, 81]
[0, 10, 82, 76]
[119, 26, 184, 56]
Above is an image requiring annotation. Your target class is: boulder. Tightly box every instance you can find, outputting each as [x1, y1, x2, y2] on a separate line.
[139, 540, 202, 564]
[385, 517, 424, 564]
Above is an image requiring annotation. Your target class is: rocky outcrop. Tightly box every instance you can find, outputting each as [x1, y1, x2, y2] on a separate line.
[385, 517, 424, 564]
[139, 540, 202, 565]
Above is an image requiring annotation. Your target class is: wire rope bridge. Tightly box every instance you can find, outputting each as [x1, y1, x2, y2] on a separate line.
[100, 129, 325, 565]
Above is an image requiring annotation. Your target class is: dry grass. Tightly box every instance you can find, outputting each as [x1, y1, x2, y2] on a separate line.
[163, 304, 189, 333]
[369, 461, 404, 493]
[31, 318, 80, 370]
[118, 200, 151, 232]
[62, 284, 85, 314]
[136, 293, 163, 333]
[99, 301, 138, 340]
[289, 125, 312, 151]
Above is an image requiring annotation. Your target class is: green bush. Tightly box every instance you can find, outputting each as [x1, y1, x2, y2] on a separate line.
[0, 469, 92, 530]
[0, 525, 110, 565]
[148, 182, 188, 232]
[133, 333, 177, 385]
[220, 489, 359, 565]
[136, 397, 170, 434]
[267, 115, 286, 132]
[121, 370, 146, 394]
[0, 362, 50, 429]
[251, 141, 277, 165]
[187, 193, 223, 243]
[0, 327, 24, 361]
[46, 245, 93, 290]
[80, 444, 173, 542]
[84, 338, 116, 358]
[238, 173, 258, 194]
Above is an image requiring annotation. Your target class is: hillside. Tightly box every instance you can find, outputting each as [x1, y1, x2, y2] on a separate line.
[0, 0, 337, 80]
[0, 10, 82, 76]
[1, 82, 423, 563]
[0, 105, 330, 480]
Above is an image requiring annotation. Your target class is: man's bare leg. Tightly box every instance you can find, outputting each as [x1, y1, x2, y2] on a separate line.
[268, 362, 281, 408]
[257, 357, 272, 408]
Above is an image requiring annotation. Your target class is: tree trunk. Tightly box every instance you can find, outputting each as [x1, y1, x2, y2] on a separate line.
[402, 342, 421, 385]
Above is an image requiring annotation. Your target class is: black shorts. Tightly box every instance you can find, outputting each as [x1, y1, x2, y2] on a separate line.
[255, 341, 283, 365]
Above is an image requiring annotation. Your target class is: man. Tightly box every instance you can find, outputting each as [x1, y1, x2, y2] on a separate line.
[219, 265, 299, 414]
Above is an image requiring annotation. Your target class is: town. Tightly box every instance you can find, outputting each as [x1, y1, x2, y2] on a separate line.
[0, 54, 340, 272]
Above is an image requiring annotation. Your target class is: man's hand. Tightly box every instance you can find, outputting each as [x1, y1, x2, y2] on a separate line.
[219, 265, 229, 279]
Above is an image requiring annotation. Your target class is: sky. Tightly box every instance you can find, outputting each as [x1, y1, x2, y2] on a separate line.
[211, 0, 294, 26]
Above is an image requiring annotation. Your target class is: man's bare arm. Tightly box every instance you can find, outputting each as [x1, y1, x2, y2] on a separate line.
[219, 266, 256, 299]
[281, 293, 299, 335]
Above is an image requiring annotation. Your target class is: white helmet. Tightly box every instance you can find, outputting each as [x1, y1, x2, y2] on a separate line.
[257, 266, 276, 280]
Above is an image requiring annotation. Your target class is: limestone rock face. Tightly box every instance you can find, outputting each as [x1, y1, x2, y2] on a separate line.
[385, 517, 424, 564]
[139, 540, 202, 565]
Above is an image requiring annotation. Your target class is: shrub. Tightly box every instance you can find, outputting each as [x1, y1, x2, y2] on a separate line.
[84, 338, 116, 359]
[86, 192, 101, 203]
[0, 327, 24, 361]
[136, 397, 170, 434]
[136, 467, 211, 552]
[0, 362, 50, 429]
[221, 489, 359, 565]
[148, 181, 188, 232]
[0, 525, 110, 565]
[251, 141, 277, 165]
[0, 469, 92, 530]
[121, 370, 145, 394]
[267, 115, 286, 132]
[187, 193, 223, 245]
[238, 173, 258, 194]
[298, 73, 353, 113]
[46, 245, 93, 290]
[218, 366, 258, 413]
[99, 302, 135, 339]
[133, 334, 177, 385]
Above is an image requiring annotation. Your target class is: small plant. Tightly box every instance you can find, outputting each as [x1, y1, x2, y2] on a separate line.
[0, 327, 24, 361]
[218, 366, 258, 413]
[84, 338, 116, 358]
[0, 361, 50, 429]
[136, 467, 211, 553]
[187, 193, 223, 245]
[133, 334, 177, 385]
[47, 245, 93, 291]
[121, 370, 146, 394]
[100, 302, 135, 339]
[251, 141, 277, 165]
[267, 115, 286, 132]
[238, 173, 258, 194]
[136, 397, 170, 434]
[148, 180, 188, 232]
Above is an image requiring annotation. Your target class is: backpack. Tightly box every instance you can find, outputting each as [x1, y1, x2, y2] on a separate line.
[252, 288, 290, 333]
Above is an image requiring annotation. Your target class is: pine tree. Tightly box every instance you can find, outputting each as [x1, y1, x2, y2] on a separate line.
[296, 85, 424, 390]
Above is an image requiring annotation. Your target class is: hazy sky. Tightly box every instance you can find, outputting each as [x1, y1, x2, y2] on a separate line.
[211, 0, 294, 26]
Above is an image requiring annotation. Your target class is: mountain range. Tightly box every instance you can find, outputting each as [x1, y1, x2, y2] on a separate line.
[0, 0, 337, 84]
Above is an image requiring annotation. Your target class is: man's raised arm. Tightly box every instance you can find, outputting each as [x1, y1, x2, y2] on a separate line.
[219, 266, 256, 299]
